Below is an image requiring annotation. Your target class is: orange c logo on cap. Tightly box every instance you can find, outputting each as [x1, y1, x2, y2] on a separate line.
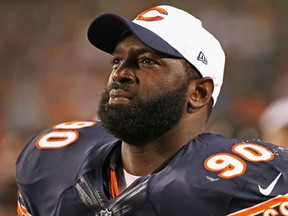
[136, 7, 168, 21]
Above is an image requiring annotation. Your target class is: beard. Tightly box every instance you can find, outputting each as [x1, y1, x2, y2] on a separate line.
[97, 81, 189, 146]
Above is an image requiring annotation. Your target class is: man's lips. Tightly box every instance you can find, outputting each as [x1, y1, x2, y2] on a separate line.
[109, 89, 132, 104]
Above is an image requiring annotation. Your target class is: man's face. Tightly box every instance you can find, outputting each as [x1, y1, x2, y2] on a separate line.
[97, 35, 191, 145]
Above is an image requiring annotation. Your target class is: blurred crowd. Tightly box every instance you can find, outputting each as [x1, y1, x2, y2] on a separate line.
[1, 0, 287, 215]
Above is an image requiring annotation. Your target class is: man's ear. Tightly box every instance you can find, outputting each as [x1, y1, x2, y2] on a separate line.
[187, 77, 214, 112]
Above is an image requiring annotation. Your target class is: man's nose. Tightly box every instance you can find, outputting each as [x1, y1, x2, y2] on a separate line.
[111, 61, 136, 84]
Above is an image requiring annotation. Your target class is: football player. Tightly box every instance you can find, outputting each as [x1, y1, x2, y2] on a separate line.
[16, 5, 288, 216]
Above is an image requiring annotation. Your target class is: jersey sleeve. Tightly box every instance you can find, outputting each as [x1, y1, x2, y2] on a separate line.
[225, 141, 288, 215]
[15, 120, 115, 215]
[193, 134, 288, 215]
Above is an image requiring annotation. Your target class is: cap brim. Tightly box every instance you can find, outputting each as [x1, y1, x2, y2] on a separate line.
[87, 13, 182, 58]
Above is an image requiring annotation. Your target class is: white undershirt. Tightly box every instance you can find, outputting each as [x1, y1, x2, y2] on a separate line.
[123, 169, 141, 188]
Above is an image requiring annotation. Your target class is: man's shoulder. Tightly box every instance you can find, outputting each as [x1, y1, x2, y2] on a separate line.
[191, 133, 288, 160]
[15, 120, 117, 185]
[190, 133, 288, 172]
[168, 133, 288, 215]
[146, 134, 288, 215]
[177, 133, 288, 194]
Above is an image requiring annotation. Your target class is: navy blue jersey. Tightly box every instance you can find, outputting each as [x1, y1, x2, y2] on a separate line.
[16, 120, 288, 216]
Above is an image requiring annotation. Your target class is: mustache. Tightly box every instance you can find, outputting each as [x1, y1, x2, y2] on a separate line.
[100, 82, 137, 103]
[107, 82, 135, 94]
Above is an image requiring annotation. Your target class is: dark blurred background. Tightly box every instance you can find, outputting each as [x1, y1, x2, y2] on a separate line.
[1, 0, 288, 215]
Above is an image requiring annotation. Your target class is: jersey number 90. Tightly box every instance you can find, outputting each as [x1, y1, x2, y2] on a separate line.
[36, 121, 96, 149]
[204, 143, 274, 179]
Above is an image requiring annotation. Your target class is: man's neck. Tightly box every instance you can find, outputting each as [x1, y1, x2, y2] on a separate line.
[120, 120, 205, 176]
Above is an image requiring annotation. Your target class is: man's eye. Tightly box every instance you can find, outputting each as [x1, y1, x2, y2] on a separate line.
[111, 58, 121, 65]
[139, 58, 154, 64]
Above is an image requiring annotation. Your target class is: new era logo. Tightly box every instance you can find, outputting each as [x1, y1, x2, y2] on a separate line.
[197, 51, 208, 65]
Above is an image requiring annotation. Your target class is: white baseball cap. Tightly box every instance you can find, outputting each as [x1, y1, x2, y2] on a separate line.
[88, 5, 225, 105]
